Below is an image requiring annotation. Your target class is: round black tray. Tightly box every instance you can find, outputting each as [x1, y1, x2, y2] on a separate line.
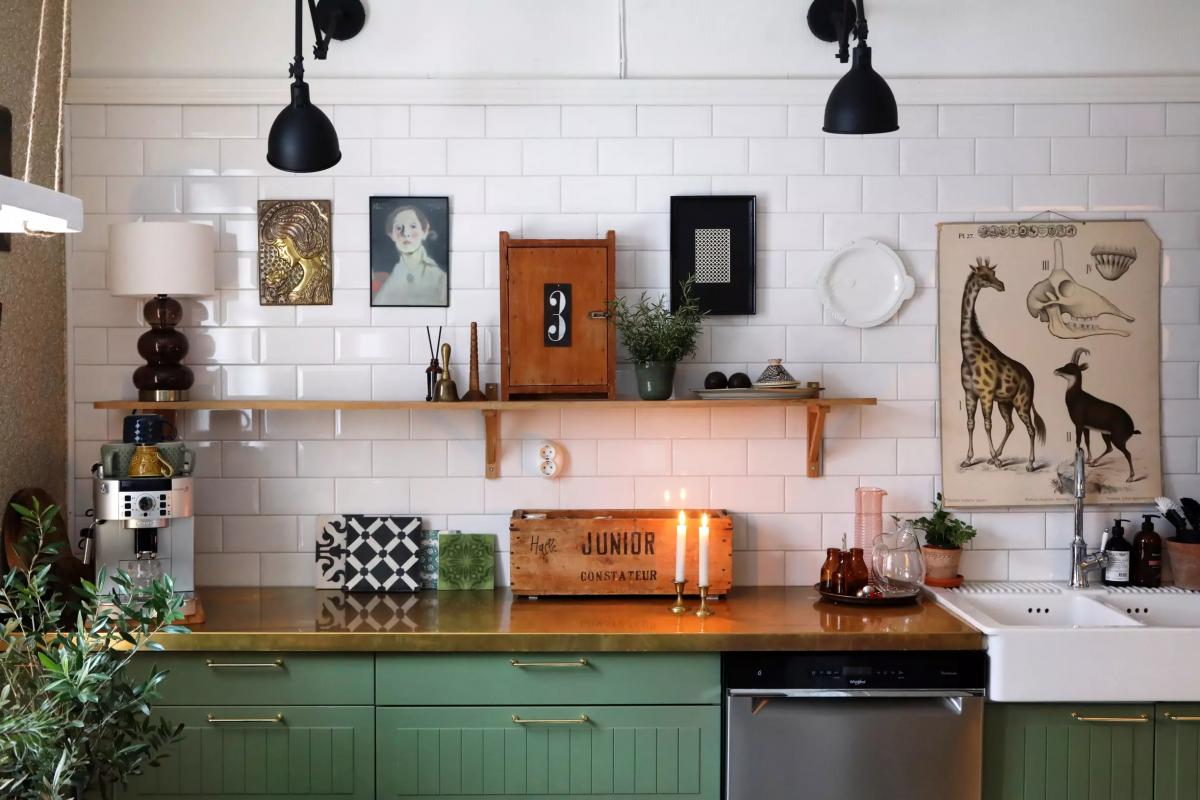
[815, 584, 921, 607]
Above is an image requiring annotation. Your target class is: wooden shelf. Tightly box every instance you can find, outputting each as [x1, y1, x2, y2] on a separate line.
[93, 397, 876, 479]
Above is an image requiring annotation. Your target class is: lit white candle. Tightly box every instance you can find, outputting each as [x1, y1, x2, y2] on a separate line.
[698, 513, 710, 587]
[675, 510, 687, 583]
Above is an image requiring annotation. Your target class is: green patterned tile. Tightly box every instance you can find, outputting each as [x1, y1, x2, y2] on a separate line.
[437, 533, 496, 590]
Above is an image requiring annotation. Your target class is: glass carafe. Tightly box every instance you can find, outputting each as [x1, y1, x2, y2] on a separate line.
[854, 487, 887, 579]
[871, 520, 926, 593]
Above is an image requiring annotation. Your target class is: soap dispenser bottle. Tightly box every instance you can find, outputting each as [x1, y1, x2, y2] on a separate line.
[1132, 514, 1163, 588]
[1102, 518, 1132, 586]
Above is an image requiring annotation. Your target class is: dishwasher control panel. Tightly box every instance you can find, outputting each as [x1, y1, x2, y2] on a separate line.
[724, 650, 987, 692]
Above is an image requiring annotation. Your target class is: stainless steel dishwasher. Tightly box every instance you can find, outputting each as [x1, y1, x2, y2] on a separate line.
[725, 650, 987, 800]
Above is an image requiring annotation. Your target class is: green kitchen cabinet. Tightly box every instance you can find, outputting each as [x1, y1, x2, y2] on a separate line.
[376, 653, 721, 706]
[1155, 704, 1200, 800]
[119, 706, 374, 800]
[131, 652, 375, 706]
[376, 705, 721, 799]
[984, 703, 1156, 800]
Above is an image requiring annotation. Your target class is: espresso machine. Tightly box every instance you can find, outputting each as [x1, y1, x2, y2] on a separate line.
[92, 471, 195, 596]
[89, 415, 198, 615]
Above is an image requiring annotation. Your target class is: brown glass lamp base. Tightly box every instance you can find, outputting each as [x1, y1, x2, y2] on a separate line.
[133, 294, 193, 402]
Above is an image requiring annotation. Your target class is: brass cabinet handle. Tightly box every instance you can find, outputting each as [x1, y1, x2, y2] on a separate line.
[1163, 712, 1200, 722]
[511, 714, 590, 725]
[207, 714, 285, 725]
[206, 658, 285, 669]
[509, 658, 589, 669]
[588, 310, 610, 320]
[1071, 712, 1149, 723]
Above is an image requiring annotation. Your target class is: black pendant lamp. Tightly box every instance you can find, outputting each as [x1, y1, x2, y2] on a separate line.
[808, 0, 898, 135]
[267, 0, 367, 173]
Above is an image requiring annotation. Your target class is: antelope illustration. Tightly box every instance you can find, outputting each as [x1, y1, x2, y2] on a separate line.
[959, 258, 1047, 470]
[1053, 348, 1140, 482]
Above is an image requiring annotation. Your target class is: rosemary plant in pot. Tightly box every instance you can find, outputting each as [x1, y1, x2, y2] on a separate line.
[910, 492, 976, 586]
[0, 499, 188, 800]
[610, 277, 704, 400]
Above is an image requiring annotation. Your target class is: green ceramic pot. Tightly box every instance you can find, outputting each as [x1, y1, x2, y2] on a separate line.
[634, 361, 677, 401]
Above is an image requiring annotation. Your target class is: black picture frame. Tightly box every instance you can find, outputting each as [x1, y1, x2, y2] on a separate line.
[670, 195, 756, 315]
[369, 196, 451, 307]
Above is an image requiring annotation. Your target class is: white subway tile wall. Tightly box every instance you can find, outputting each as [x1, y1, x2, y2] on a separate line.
[67, 101, 1200, 586]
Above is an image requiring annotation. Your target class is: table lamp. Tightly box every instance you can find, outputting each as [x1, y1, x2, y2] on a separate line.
[108, 221, 215, 401]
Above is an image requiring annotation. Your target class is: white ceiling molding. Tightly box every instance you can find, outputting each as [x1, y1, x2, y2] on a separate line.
[66, 76, 1200, 107]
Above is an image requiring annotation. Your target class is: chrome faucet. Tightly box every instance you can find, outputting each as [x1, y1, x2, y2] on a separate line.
[1069, 447, 1106, 589]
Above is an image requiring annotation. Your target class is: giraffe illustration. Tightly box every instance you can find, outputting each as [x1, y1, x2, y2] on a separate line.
[959, 258, 1047, 471]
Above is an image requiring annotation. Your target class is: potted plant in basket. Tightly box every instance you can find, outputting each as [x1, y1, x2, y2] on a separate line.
[0, 499, 188, 800]
[910, 492, 976, 587]
[609, 277, 705, 400]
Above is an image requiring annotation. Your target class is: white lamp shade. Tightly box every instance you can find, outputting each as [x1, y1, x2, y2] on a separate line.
[107, 221, 216, 297]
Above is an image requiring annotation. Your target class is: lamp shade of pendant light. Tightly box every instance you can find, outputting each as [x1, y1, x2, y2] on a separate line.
[265, 0, 365, 173]
[822, 43, 898, 135]
[267, 82, 342, 173]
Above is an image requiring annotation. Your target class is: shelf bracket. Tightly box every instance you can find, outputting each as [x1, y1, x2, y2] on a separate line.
[806, 403, 828, 477]
[482, 409, 500, 479]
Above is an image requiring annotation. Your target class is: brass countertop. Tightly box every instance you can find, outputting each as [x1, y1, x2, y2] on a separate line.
[161, 587, 982, 652]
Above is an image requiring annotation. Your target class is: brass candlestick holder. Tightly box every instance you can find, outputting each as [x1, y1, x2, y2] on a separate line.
[695, 586, 715, 617]
[670, 581, 688, 614]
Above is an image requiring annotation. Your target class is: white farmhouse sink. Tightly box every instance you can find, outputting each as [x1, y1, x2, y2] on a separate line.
[951, 592, 1142, 629]
[1099, 591, 1200, 627]
[932, 583, 1200, 702]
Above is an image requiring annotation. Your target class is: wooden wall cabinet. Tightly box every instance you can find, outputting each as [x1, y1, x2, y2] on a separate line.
[499, 231, 616, 400]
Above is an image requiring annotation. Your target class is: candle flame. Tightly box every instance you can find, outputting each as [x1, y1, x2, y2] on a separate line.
[678, 510, 686, 525]
[701, 512, 709, 527]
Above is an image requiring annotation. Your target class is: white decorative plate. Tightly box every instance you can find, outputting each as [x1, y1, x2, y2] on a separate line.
[817, 239, 915, 328]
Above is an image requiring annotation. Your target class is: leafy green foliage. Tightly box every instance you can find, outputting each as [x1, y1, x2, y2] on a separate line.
[609, 277, 705, 365]
[0, 499, 188, 800]
[910, 492, 977, 549]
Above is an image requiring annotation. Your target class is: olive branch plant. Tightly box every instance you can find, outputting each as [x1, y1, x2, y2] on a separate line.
[0, 499, 188, 800]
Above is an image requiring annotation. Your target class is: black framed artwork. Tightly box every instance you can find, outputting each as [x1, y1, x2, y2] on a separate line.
[369, 196, 450, 307]
[670, 195, 756, 315]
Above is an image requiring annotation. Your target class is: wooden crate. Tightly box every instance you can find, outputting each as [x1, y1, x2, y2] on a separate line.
[499, 231, 616, 400]
[509, 509, 733, 596]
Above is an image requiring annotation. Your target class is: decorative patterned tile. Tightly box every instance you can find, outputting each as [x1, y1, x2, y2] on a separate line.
[437, 533, 496, 590]
[419, 530, 458, 589]
[343, 515, 423, 593]
[315, 515, 347, 590]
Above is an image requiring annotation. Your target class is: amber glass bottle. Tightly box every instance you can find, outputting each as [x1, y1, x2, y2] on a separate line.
[1132, 514, 1162, 588]
[820, 548, 842, 591]
[847, 548, 870, 594]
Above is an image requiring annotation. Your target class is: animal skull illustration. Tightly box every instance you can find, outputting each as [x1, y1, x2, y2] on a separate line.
[1026, 240, 1134, 338]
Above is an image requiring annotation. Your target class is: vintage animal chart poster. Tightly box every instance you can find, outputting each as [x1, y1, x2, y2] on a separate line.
[938, 220, 1161, 507]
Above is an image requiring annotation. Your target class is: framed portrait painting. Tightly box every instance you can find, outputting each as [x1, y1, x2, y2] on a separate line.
[670, 195, 756, 315]
[370, 196, 450, 307]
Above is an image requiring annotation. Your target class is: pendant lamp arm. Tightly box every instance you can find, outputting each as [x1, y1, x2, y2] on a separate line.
[832, 0, 850, 62]
[289, 0, 305, 83]
[854, 0, 869, 43]
[832, 0, 869, 63]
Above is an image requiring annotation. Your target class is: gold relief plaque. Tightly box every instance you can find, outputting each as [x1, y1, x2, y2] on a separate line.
[258, 199, 333, 305]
